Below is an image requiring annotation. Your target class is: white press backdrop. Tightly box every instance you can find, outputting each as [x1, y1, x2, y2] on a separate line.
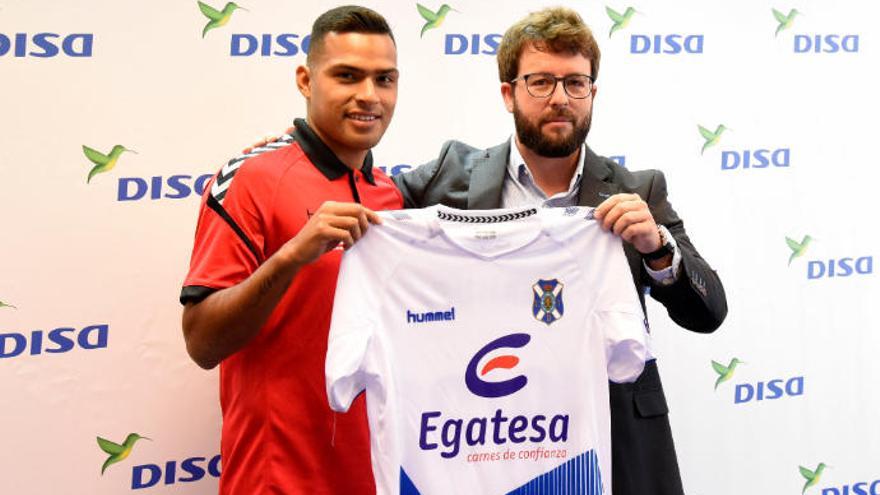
[1, 0, 878, 493]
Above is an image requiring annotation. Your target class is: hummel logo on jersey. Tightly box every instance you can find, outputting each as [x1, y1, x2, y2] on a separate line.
[533, 279, 564, 325]
[407, 307, 456, 324]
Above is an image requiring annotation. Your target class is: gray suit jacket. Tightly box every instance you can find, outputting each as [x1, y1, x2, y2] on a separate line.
[394, 139, 728, 495]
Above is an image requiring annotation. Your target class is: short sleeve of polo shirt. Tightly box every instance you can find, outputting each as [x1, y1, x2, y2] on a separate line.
[180, 157, 272, 304]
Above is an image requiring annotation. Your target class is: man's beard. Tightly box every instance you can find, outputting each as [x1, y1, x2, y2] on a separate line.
[513, 102, 591, 158]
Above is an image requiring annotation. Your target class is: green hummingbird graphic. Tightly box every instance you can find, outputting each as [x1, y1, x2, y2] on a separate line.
[198, 1, 247, 38]
[97, 433, 150, 475]
[786, 235, 813, 266]
[800, 463, 828, 494]
[772, 8, 801, 37]
[416, 3, 457, 38]
[82, 145, 136, 184]
[0, 300, 17, 310]
[606, 6, 637, 38]
[711, 358, 744, 390]
[698, 124, 728, 155]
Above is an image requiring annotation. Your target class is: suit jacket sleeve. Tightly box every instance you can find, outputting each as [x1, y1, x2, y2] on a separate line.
[393, 143, 447, 208]
[642, 170, 728, 332]
[393, 141, 478, 209]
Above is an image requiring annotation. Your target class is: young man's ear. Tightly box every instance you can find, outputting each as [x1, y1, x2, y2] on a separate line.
[296, 65, 311, 99]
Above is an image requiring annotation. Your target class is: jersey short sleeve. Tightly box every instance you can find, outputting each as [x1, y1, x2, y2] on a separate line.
[573, 223, 647, 384]
[180, 158, 271, 304]
[326, 241, 381, 412]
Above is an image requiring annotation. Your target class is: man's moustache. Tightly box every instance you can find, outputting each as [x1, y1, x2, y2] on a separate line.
[541, 112, 576, 125]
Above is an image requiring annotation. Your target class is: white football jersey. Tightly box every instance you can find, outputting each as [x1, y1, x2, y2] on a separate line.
[326, 205, 647, 495]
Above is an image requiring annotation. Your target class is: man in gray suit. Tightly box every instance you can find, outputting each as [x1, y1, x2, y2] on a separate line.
[393, 7, 727, 495]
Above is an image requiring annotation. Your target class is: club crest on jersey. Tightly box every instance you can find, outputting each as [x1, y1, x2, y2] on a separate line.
[532, 279, 564, 325]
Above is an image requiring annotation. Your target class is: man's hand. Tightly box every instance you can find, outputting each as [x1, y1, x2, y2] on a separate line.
[243, 127, 295, 154]
[281, 201, 381, 267]
[594, 193, 662, 254]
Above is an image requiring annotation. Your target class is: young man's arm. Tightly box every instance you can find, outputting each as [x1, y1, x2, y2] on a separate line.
[182, 201, 379, 369]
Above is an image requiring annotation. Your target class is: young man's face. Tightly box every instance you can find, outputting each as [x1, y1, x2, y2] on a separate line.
[501, 43, 597, 158]
[297, 32, 398, 165]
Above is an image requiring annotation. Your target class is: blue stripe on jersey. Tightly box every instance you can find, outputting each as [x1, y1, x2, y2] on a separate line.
[399, 450, 602, 494]
[400, 467, 422, 495]
[505, 450, 603, 495]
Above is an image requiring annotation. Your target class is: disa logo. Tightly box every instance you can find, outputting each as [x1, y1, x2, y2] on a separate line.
[772, 8, 800, 37]
[605, 6, 638, 38]
[698, 124, 728, 155]
[416, 3, 457, 37]
[605, 5, 704, 54]
[198, 1, 246, 38]
[710, 357, 743, 390]
[698, 124, 792, 171]
[197, 1, 311, 57]
[80, 143, 212, 201]
[786, 235, 813, 266]
[131, 454, 221, 490]
[465, 333, 530, 398]
[800, 463, 828, 494]
[791, 235, 874, 280]
[811, 464, 880, 495]
[83, 144, 136, 183]
[97, 434, 222, 490]
[117, 174, 213, 202]
[0, 324, 109, 359]
[230, 33, 310, 57]
[0, 33, 93, 58]
[771, 7, 859, 53]
[97, 434, 150, 475]
[415, 3, 501, 55]
[710, 357, 804, 404]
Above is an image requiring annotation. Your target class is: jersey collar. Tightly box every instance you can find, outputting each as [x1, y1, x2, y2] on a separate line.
[292, 118, 376, 185]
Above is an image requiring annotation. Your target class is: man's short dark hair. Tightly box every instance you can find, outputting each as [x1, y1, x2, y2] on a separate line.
[307, 5, 395, 66]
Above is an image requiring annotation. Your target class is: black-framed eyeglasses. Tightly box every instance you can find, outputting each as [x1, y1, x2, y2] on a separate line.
[510, 72, 594, 99]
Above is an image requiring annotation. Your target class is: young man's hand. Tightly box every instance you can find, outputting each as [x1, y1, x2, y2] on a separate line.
[281, 201, 382, 267]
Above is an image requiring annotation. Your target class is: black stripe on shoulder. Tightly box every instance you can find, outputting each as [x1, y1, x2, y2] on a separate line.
[206, 193, 262, 264]
[211, 135, 295, 204]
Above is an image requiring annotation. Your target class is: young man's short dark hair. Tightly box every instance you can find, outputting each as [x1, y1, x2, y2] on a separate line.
[307, 5, 396, 66]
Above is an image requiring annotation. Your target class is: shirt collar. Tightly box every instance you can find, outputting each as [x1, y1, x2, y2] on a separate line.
[292, 118, 376, 185]
[507, 135, 585, 198]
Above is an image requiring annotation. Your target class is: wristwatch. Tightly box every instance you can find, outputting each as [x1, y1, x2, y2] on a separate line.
[642, 227, 674, 261]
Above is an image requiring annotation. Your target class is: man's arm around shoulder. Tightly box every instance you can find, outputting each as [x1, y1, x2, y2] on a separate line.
[392, 141, 458, 208]
[393, 140, 484, 208]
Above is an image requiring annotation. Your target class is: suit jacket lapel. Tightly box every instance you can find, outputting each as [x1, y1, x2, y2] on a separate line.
[578, 145, 619, 207]
[468, 140, 510, 209]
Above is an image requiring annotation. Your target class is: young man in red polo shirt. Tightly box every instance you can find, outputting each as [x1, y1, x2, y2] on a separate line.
[180, 6, 402, 493]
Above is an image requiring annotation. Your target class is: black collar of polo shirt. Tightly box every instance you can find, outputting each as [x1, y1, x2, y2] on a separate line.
[292, 118, 376, 185]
